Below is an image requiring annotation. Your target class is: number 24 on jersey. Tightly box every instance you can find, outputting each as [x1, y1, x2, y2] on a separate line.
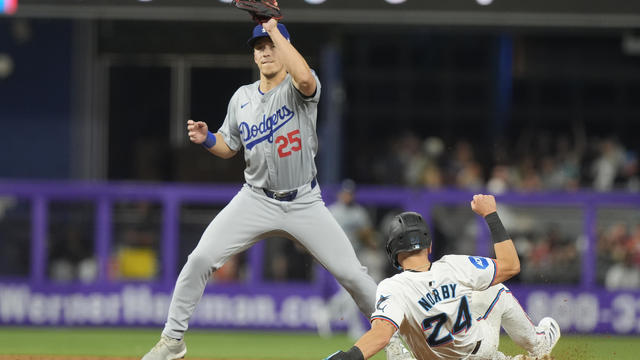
[422, 296, 472, 346]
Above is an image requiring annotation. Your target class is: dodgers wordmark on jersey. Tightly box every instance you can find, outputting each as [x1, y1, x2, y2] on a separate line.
[371, 255, 497, 359]
[218, 72, 321, 191]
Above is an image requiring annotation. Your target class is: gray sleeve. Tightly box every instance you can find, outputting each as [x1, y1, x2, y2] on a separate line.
[217, 91, 242, 151]
[288, 69, 321, 104]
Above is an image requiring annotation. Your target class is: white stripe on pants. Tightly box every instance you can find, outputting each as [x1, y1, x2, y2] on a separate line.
[470, 284, 546, 359]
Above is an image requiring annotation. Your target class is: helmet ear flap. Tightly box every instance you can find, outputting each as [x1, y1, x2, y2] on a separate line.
[385, 237, 402, 270]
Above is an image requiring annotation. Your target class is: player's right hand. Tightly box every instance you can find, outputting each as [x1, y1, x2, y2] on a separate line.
[470, 194, 497, 217]
[187, 119, 208, 144]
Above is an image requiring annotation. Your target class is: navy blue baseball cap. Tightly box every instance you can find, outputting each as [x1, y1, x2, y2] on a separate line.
[247, 23, 291, 48]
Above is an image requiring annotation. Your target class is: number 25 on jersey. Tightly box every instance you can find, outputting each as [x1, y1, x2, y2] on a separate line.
[276, 130, 302, 158]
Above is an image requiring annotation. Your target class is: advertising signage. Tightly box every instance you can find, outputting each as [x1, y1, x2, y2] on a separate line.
[2, 282, 640, 334]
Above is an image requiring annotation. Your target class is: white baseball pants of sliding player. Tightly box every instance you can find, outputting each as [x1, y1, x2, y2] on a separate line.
[469, 284, 548, 360]
[162, 183, 377, 339]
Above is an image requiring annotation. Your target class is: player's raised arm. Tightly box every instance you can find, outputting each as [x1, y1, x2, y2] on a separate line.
[187, 120, 237, 159]
[262, 19, 316, 97]
[470, 194, 520, 285]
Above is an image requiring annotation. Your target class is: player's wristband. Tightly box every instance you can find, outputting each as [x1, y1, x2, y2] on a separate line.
[325, 347, 364, 360]
[343, 346, 364, 360]
[485, 212, 510, 243]
[202, 131, 217, 149]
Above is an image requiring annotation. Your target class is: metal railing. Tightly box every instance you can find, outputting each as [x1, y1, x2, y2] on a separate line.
[1, 180, 639, 289]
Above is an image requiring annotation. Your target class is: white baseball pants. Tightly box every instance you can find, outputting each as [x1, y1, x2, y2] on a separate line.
[469, 284, 547, 360]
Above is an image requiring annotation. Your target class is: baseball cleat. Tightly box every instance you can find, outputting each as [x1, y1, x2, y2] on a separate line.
[538, 317, 561, 354]
[141, 335, 187, 360]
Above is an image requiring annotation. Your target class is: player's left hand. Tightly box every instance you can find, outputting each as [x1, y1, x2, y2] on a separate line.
[262, 18, 278, 33]
[232, 0, 282, 23]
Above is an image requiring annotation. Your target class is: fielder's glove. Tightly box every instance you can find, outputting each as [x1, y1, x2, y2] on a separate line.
[232, 0, 282, 23]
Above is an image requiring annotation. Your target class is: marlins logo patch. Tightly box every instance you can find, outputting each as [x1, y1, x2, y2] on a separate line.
[468, 256, 489, 269]
[376, 294, 390, 312]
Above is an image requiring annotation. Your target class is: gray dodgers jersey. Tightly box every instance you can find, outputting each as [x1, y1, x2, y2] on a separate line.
[372, 255, 496, 359]
[218, 72, 321, 191]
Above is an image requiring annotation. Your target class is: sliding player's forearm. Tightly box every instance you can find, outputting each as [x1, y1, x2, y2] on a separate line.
[486, 212, 520, 283]
[494, 239, 520, 274]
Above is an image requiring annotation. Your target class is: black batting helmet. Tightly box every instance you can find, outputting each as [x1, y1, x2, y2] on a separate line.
[386, 212, 432, 270]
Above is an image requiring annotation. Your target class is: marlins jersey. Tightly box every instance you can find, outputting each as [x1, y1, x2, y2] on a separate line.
[371, 255, 496, 359]
[218, 72, 321, 191]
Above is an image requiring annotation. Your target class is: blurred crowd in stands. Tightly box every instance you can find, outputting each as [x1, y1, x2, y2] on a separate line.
[507, 220, 581, 285]
[368, 131, 640, 289]
[372, 132, 639, 193]
[2, 131, 640, 290]
[598, 222, 640, 289]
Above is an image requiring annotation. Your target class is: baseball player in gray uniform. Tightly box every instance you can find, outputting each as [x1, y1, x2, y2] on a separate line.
[142, 19, 394, 360]
[325, 195, 560, 360]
